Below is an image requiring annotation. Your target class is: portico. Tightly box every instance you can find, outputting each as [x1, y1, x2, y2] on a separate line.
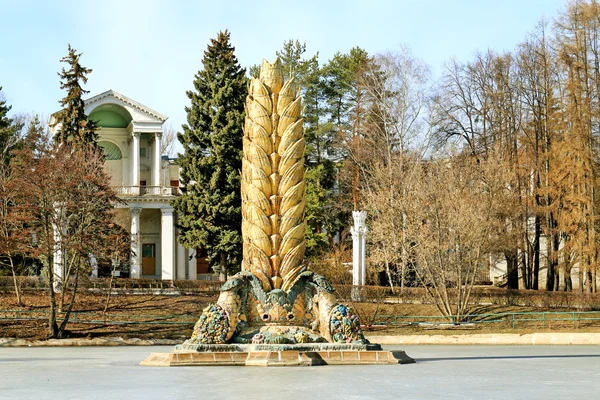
[81, 90, 208, 280]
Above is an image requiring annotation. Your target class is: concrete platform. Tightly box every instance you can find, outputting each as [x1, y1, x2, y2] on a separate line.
[3, 345, 600, 399]
[368, 332, 600, 345]
[140, 349, 415, 366]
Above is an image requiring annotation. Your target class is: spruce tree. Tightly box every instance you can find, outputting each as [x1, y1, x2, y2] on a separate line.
[173, 31, 247, 280]
[53, 45, 98, 147]
[0, 87, 23, 164]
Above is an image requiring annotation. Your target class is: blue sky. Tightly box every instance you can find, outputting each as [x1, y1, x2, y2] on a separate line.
[1, 0, 566, 153]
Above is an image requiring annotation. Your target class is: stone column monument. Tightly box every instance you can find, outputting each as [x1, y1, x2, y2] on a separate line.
[141, 59, 413, 366]
[351, 211, 368, 300]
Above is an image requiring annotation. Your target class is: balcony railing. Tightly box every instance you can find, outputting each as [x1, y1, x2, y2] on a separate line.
[113, 186, 179, 197]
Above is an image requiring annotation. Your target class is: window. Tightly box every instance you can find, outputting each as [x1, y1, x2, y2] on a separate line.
[98, 141, 122, 160]
[142, 243, 155, 258]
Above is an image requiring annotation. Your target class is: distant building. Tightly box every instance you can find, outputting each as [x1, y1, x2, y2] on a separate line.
[52, 90, 213, 280]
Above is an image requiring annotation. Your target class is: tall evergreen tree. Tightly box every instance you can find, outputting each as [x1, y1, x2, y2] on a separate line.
[53, 45, 97, 147]
[173, 31, 247, 280]
[0, 87, 23, 164]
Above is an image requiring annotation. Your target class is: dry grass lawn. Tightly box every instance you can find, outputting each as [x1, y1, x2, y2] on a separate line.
[1, 290, 599, 340]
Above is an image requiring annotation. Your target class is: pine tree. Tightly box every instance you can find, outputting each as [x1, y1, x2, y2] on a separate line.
[322, 47, 376, 211]
[0, 87, 23, 164]
[173, 31, 247, 280]
[53, 45, 97, 147]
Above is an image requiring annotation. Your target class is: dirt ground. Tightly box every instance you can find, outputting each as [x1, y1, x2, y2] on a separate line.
[1, 290, 599, 340]
[0, 291, 215, 340]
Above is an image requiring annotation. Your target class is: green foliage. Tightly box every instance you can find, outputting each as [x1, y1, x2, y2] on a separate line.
[275, 40, 333, 164]
[321, 47, 375, 157]
[304, 160, 338, 257]
[53, 45, 98, 147]
[248, 64, 260, 79]
[268, 41, 377, 257]
[0, 87, 23, 164]
[173, 31, 248, 277]
[276, 40, 317, 83]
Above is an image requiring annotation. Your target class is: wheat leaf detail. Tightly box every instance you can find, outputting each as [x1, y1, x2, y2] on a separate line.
[242, 58, 306, 292]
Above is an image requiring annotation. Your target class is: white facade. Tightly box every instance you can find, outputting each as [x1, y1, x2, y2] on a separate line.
[81, 90, 203, 280]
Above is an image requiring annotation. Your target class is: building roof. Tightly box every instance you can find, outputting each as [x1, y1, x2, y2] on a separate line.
[84, 90, 168, 123]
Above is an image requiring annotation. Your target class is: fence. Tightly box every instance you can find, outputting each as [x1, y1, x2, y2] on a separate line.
[374, 311, 600, 329]
[0, 310, 197, 327]
[3, 310, 600, 330]
[0, 276, 224, 294]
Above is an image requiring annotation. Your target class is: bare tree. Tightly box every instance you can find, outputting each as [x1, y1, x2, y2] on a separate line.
[553, 0, 600, 293]
[359, 46, 432, 291]
[161, 123, 177, 158]
[517, 19, 562, 291]
[362, 152, 423, 291]
[411, 151, 514, 321]
[365, 46, 431, 159]
[10, 131, 124, 338]
[0, 118, 29, 305]
[102, 224, 131, 313]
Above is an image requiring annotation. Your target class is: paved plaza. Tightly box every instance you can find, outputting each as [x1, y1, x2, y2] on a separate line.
[1, 345, 599, 399]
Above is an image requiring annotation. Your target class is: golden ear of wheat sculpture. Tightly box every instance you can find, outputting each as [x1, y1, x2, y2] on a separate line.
[183, 59, 368, 347]
[242, 58, 306, 293]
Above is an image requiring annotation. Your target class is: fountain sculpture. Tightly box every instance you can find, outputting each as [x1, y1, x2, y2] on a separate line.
[141, 59, 414, 366]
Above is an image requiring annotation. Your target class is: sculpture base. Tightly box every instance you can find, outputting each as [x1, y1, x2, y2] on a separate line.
[175, 342, 381, 352]
[140, 343, 415, 367]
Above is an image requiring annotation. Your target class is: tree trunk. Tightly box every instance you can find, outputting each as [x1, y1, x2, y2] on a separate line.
[585, 268, 593, 294]
[520, 249, 529, 290]
[57, 266, 80, 338]
[546, 231, 559, 291]
[400, 261, 405, 291]
[48, 273, 59, 338]
[219, 252, 228, 281]
[564, 268, 573, 292]
[546, 254, 555, 291]
[10, 258, 22, 306]
[401, 210, 407, 291]
[103, 265, 116, 313]
[505, 251, 519, 289]
[578, 261, 584, 292]
[532, 215, 541, 290]
[384, 261, 394, 294]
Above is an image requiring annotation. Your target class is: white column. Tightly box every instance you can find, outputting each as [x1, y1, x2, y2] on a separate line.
[130, 208, 141, 278]
[177, 240, 186, 280]
[52, 202, 66, 292]
[153, 132, 162, 187]
[131, 132, 140, 188]
[351, 211, 368, 300]
[52, 222, 63, 292]
[161, 208, 175, 280]
[188, 248, 197, 280]
[90, 255, 98, 278]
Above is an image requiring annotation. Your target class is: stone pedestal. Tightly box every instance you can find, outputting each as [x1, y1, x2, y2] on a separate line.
[139, 60, 416, 369]
[140, 343, 415, 367]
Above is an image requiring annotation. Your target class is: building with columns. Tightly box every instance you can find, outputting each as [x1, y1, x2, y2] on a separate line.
[73, 90, 211, 280]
